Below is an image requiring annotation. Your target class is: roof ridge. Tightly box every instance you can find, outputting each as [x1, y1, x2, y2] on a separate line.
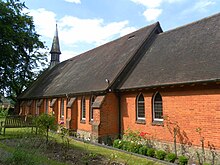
[159, 12, 220, 35]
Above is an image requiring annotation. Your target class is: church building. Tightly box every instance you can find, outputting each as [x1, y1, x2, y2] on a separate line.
[19, 13, 220, 156]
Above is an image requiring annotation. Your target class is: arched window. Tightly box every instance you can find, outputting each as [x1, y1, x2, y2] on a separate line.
[153, 92, 163, 121]
[90, 96, 95, 121]
[81, 97, 86, 120]
[136, 93, 145, 120]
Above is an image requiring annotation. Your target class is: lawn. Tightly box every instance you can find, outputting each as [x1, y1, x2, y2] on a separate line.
[0, 128, 165, 165]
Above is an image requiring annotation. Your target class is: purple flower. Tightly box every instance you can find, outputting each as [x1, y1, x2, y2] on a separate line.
[60, 121, 64, 125]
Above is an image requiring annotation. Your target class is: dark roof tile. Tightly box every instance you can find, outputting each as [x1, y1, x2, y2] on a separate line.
[120, 13, 220, 89]
[19, 23, 160, 99]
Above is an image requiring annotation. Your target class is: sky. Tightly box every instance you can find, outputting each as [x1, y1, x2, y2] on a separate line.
[23, 0, 220, 62]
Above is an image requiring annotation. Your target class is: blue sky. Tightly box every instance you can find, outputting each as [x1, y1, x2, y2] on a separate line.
[23, 0, 220, 61]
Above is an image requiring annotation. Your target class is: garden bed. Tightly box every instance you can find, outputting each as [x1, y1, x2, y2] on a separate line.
[0, 129, 164, 165]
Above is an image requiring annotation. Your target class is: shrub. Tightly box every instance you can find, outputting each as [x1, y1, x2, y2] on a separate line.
[178, 155, 188, 165]
[34, 114, 56, 143]
[123, 128, 141, 142]
[121, 141, 129, 151]
[147, 148, 155, 157]
[203, 163, 211, 165]
[0, 106, 9, 117]
[113, 139, 124, 149]
[127, 142, 142, 153]
[165, 153, 177, 163]
[138, 146, 148, 155]
[155, 150, 167, 160]
[5, 148, 38, 165]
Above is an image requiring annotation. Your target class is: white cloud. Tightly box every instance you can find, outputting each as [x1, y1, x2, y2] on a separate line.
[182, 0, 216, 14]
[26, 8, 137, 61]
[25, 8, 56, 38]
[130, 0, 162, 8]
[166, 0, 184, 3]
[130, 0, 185, 21]
[64, 0, 81, 4]
[120, 27, 137, 36]
[192, 0, 215, 12]
[59, 16, 132, 45]
[143, 8, 162, 21]
[61, 50, 78, 61]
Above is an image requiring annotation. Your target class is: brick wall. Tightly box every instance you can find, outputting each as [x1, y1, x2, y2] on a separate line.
[77, 96, 92, 133]
[120, 84, 220, 150]
[69, 99, 78, 131]
[57, 98, 67, 124]
[99, 93, 119, 138]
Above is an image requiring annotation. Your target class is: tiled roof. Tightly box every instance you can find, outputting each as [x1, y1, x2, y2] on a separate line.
[19, 22, 160, 99]
[119, 13, 220, 90]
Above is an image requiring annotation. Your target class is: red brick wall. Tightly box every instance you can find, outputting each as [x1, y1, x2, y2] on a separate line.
[57, 98, 67, 124]
[69, 99, 78, 131]
[99, 93, 119, 137]
[120, 85, 220, 149]
[77, 96, 92, 132]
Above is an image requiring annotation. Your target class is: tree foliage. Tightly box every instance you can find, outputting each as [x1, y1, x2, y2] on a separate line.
[34, 113, 56, 143]
[0, 0, 48, 102]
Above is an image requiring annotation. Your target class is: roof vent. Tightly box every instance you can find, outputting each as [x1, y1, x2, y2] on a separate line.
[128, 35, 135, 40]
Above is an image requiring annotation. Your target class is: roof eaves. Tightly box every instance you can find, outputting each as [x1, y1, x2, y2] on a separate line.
[18, 89, 107, 101]
[119, 78, 220, 92]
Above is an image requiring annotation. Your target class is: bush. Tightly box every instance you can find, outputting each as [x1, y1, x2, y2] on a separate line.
[155, 150, 167, 160]
[127, 143, 142, 153]
[147, 148, 155, 157]
[138, 146, 148, 155]
[5, 148, 38, 165]
[122, 141, 130, 151]
[165, 153, 177, 163]
[0, 107, 8, 117]
[203, 163, 211, 165]
[34, 114, 56, 143]
[178, 155, 188, 165]
[113, 139, 124, 149]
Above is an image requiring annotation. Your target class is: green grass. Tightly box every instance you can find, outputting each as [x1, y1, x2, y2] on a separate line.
[0, 128, 164, 165]
[52, 133, 164, 165]
[0, 142, 66, 165]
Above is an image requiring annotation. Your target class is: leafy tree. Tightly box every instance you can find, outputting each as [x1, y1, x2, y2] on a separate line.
[0, 0, 48, 103]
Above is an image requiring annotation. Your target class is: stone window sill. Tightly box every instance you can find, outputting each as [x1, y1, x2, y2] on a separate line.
[136, 120, 146, 124]
[80, 120, 86, 124]
[152, 120, 164, 126]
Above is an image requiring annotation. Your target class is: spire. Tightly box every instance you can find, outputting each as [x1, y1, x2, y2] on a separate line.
[50, 24, 61, 68]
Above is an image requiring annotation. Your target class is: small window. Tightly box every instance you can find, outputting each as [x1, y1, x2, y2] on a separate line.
[35, 100, 39, 115]
[153, 92, 163, 122]
[60, 98, 64, 119]
[90, 96, 95, 121]
[136, 93, 145, 120]
[128, 35, 135, 40]
[81, 97, 86, 120]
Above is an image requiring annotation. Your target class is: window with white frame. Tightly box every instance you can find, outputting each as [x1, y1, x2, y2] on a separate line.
[60, 98, 64, 119]
[153, 92, 163, 121]
[35, 100, 39, 115]
[90, 96, 95, 121]
[136, 93, 145, 120]
[81, 97, 86, 120]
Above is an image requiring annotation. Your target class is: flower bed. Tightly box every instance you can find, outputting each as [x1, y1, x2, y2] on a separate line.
[113, 129, 188, 164]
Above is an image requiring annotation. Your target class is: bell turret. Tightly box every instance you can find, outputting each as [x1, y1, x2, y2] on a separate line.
[50, 24, 61, 68]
